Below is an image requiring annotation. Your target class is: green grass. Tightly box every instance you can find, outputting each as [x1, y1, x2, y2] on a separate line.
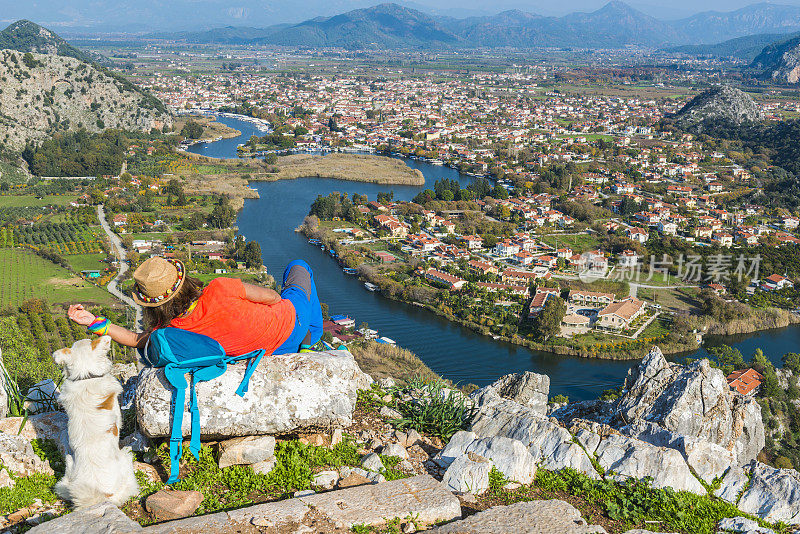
[0, 249, 112, 308]
[539, 233, 599, 254]
[65, 253, 108, 273]
[0, 162, 29, 185]
[0, 195, 79, 208]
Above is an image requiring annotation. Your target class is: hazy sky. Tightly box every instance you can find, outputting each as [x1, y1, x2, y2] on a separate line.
[3, 0, 800, 31]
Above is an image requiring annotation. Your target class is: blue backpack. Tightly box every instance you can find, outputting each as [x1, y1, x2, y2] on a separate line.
[139, 327, 266, 484]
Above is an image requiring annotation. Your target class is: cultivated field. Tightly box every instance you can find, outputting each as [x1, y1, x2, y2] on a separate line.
[0, 249, 111, 308]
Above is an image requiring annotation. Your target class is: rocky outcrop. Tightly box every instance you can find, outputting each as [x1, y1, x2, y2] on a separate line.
[673, 85, 763, 129]
[0, 48, 171, 151]
[472, 371, 549, 416]
[435, 430, 537, 485]
[613, 346, 764, 465]
[738, 461, 800, 524]
[751, 35, 800, 84]
[135, 350, 372, 439]
[469, 388, 599, 479]
[0, 433, 54, 478]
[594, 433, 706, 494]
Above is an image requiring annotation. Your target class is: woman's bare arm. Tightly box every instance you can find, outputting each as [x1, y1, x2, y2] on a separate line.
[243, 282, 282, 305]
[68, 304, 149, 349]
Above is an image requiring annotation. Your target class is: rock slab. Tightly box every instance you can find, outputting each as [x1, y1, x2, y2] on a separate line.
[136, 350, 371, 438]
[217, 435, 275, 468]
[141, 474, 461, 532]
[145, 490, 204, 521]
[615, 347, 764, 465]
[431, 499, 607, 533]
[28, 501, 142, 533]
[738, 462, 800, 525]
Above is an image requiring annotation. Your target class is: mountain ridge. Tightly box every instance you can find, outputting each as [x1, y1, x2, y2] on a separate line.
[155, 1, 800, 50]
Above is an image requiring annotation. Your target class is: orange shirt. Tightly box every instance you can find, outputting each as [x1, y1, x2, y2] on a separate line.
[170, 278, 295, 356]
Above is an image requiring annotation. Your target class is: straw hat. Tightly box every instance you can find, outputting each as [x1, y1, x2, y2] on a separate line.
[132, 257, 186, 307]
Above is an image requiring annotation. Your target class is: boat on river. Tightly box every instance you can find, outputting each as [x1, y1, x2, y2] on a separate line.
[364, 282, 379, 292]
[342, 267, 358, 275]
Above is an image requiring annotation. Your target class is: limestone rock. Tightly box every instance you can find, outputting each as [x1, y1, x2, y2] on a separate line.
[312, 470, 339, 489]
[615, 346, 764, 465]
[217, 435, 275, 468]
[383, 442, 409, 459]
[145, 490, 204, 521]
[339, 466, 385, 484]
[251, 457, 276, 475]
[24, 380, 59, 414]
[133, 461, 161, 485]
[674, 85, 764, 129]
[474, 371, 549, 416]
[0, 469, 14, 488]
[441, 452, 492, 495]
[0, 433, 53, 477]
[27, 501, 142, 533]
[338, 471, 371, 488]
[738, 462, 800, 524]
[715, 464, 749, 504]
[136, 350, 371, 439]
[594, 434, 705, 494]
[361, 452, 385, 472]
[0, 412, 68, 453]
[435, 430, 536, 484]
[380, 406, 403, 419]
[431, 499, 607, 533]
[623, 422, 736, 484]
[717, 516, 776, 534]
[470, 395, 597, 478]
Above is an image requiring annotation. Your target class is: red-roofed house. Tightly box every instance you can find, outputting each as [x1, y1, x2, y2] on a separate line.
[726, 369, 764, 396]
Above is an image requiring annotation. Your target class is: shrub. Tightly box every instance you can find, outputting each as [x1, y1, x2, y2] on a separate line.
[391, 378, 474, 440]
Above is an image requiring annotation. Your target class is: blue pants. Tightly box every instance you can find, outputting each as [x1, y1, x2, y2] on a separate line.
[273, 259, 323, 354]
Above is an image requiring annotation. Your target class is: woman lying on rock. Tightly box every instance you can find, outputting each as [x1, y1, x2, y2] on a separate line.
[68, 256, 324, 355]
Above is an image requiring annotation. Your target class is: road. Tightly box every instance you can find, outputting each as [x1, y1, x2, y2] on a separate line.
[97, 204, 143, 332]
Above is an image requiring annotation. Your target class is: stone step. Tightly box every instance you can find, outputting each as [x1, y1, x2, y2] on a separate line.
[27, 502, 143, 533]
[141, 474, 460, 533]
[430, 500, 607, 534]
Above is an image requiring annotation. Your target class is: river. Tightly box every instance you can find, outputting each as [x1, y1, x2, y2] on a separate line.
[188, 115, 800, 401]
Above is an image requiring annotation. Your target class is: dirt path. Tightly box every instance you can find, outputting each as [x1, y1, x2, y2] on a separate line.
[97, 204, 143, 332]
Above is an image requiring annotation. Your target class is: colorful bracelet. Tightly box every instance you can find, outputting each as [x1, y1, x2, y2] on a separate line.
[87, 316, 110, 336]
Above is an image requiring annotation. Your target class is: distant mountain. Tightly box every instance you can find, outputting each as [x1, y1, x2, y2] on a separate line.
[0, 20, 95, 63]
[154, 26, 289, 44]
[440, 2, 680, 48]
[669, 3, 800, 45]
[751, 34, 800, 84]
[664, 32, 789, 61]
[672, 86, 763, 131]
[152, 2, 800, 50]
[255, 3, 460, 48]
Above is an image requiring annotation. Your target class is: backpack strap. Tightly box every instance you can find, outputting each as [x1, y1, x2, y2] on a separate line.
[163, 363, 188, 485]
[228, 349, 266, 397]
[162, 350, 266, 484]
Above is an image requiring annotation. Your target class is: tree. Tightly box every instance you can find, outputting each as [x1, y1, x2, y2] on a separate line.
[533, 297, 566, 341]
[207, 196, 236, 228]
[491, 185, 509, 200]
[180, 120, 204, 139]
[709, 345, 746, 375]
[243, 241, 262, 269]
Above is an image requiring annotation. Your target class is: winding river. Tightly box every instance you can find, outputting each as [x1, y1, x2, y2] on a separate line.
[188, 115, 800, 400]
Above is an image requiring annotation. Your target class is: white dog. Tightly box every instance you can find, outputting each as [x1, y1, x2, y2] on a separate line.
[53, 336, 139, 509]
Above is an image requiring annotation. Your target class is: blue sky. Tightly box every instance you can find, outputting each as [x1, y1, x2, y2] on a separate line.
[3, 0, 800, 31]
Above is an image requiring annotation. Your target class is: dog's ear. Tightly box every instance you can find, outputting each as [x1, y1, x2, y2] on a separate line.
[53, 347, 72, 367]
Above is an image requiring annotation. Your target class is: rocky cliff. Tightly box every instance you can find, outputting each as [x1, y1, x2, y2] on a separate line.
[673, 85, 764, 130]
[751, 35, 800, 84]
[0, 49, 171, 151]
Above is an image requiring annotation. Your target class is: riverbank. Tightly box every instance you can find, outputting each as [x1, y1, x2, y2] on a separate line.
[173, 115, 241, 142]
[273, 153, 425, 186]
[175, 152, 426, 208]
